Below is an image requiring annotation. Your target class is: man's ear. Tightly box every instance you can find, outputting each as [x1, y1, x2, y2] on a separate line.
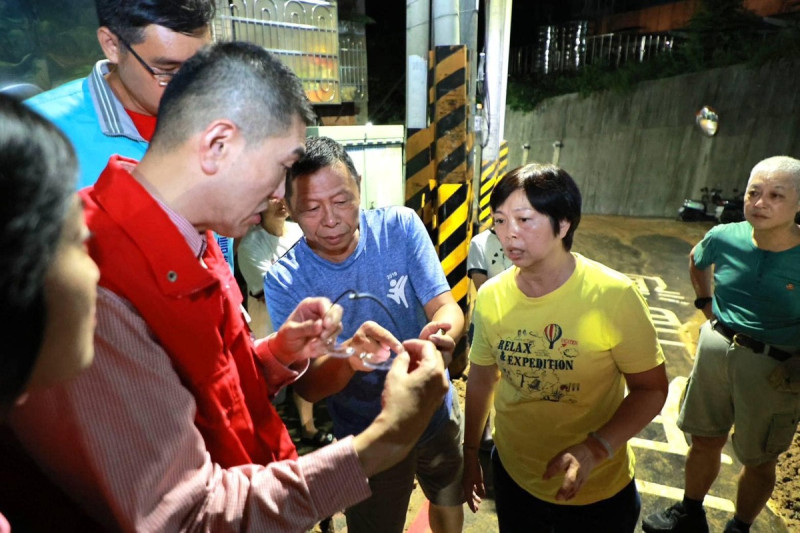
[97, 27, 121, 64]
[199, 120, 238, 176]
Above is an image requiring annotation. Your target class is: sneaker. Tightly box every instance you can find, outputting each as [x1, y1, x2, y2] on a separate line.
[722, 518, 747, 533]
[642, 502, 709, 533]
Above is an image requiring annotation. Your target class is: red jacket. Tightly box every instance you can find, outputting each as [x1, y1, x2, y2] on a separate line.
[80, 156, 297, 467]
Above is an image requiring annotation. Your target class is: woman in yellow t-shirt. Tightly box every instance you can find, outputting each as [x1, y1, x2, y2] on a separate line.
[462, 163, 668, 532]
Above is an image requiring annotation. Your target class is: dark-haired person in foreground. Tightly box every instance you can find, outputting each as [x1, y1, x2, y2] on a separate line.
[26, 0, 214, 187]
[0, 95, 99, 532]
[462, 164, 668, 532]
[8, 42, 449, 532]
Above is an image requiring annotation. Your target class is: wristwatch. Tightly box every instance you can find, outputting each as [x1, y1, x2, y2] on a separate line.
[694, 296, 713, 309]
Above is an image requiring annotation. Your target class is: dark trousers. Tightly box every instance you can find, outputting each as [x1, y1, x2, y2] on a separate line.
[492, 448, 641, 533]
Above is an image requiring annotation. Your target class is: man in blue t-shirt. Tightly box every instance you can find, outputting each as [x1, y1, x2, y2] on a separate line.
[265, 136, 466, 533]
[643, 156, 800, 533]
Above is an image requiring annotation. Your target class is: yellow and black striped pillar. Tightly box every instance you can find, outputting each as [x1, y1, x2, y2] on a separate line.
[406, 50, 438, 241]
[498, 138, 509, 181]
[477, 139, 509, 232]
[432, 44, 472, 376]
[405, 126, 436, 239]
[478, 158, 497, 232]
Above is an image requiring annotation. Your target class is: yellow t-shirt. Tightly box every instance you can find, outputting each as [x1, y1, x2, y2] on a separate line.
[470, 253, 664, 505]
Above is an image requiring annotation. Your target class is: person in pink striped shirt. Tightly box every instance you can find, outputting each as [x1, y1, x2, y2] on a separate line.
[0, 95, 99, 532]
[4, 43, 450, 532]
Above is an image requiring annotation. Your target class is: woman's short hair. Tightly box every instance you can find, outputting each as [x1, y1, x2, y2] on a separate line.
[490, 163, 582, 251]
[0, 95, 77, 411]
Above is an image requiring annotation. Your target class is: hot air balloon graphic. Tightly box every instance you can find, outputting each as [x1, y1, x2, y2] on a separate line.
[544, 323, 562, 349]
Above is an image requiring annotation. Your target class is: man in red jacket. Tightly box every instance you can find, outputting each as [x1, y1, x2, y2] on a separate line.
[8, 41, 449, 532]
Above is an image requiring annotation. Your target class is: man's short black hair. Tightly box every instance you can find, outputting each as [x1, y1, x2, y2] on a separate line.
[151, 41, 315, 152]
[490, 163, 582, 251]
[286, 136, 359, 200]
[0, 95, 76, 413]
[95, 0, 215, 43]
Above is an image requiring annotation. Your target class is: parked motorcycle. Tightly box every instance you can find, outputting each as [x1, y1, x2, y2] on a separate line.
[678, 187, 723, 222]
[718, 189, 744, 223]
[679, 187, 745, 223]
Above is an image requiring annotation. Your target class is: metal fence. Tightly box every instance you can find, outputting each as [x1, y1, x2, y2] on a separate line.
[338, 19, 368, 104]
[510, 23, 678, 77]
[213, 0, 341, 104]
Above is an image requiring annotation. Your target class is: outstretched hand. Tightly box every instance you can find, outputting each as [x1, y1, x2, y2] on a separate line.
[341, 321, 404, 372]
[353, 338, 449, 477]
[419, 321, 454, 365]
[268, 297, 343, 364]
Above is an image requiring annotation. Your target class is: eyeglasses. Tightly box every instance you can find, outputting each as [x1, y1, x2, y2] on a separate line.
[117, 35, 177, 87]
[324, 289, 402, 371]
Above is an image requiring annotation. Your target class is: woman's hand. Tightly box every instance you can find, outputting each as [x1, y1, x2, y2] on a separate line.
[542, 438, 605, 501]
[462, 448, 486, 513]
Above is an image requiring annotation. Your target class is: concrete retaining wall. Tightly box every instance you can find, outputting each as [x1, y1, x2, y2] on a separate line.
[502, 60, 800, 217]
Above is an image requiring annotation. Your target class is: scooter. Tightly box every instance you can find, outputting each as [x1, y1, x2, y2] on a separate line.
[718, 189, 744, 224]
[678, 187, 723, 222]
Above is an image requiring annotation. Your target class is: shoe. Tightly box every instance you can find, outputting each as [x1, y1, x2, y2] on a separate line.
[300, 430, 334, 448]
[642, 502, 709, 533]
[722, 518, 747, 533]
[318, 516, 335, 533]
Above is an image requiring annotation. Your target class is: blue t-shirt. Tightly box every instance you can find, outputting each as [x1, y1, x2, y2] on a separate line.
[694, 221, 800, 346]
[265, 206, 453, 441]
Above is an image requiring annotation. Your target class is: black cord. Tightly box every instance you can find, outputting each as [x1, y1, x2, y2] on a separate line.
[328, 289, 402, 334]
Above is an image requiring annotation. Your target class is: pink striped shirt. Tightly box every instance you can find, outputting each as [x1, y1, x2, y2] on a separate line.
[9, 191, 371, 532]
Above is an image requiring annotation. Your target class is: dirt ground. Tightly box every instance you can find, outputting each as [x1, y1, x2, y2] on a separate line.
[773, 432, 800, 530]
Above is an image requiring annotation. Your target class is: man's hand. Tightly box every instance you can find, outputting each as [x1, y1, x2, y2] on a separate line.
[542, 440, 602, 501]
[352, 339, 449, 476]
[268, 297, 343, 365]
[341, 321, 404, 372]
[419, 321, 455, 366]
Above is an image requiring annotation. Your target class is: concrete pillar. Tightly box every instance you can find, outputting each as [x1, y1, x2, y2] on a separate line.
[483, 0, 512, 162]
[432, 0, 460, 46]
[406, 0, 430, 130]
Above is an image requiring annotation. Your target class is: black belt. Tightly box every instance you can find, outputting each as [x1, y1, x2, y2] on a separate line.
[711, 320, 794, 362]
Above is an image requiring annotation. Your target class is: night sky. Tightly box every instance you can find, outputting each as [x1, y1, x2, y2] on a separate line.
[357, 1, 763, 122]
[360, 1, 583, 122]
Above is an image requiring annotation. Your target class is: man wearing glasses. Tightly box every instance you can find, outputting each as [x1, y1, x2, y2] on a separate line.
[26, 0, 213, 188]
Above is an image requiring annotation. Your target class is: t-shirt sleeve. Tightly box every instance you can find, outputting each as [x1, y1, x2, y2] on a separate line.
[403, 209, 450, 305]
[467, 235, 487, 274]
[264, 264, 300, 330]
[238, 235, 271, 296]
[468, 288, 497, 367]
[606, 283, 665, 374]
[692, 225, 720, 270]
